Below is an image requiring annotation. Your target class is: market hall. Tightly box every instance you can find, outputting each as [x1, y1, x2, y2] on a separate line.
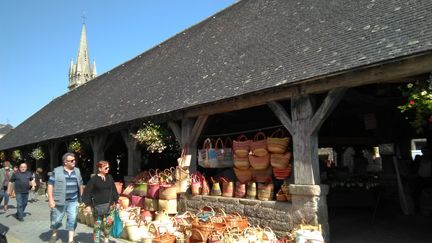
[1, 0, 432, 242]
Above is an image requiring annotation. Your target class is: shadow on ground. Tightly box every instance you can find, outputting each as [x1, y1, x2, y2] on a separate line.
[39, 230, 93, 242]
[329, 199, 432, 243]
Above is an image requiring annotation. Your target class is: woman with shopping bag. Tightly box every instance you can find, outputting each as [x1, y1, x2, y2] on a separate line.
[82, 161, 119, 243]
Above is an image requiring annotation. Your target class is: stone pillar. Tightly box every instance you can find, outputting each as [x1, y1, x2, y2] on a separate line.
[289, 184, 330, 242]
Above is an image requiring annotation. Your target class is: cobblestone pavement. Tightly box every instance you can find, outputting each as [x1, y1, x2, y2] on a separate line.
[0, 195, 132, 243]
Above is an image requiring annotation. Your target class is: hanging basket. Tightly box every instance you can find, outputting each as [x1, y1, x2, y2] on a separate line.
[249, 153, 270, 170]
[272, 164, 292, 180]
[233, 154, 250, 170]
[250, 132, 268, 157]
[267, 129, 290, 154]
[252, 167, 272, 183]
[233, 167, 252, 183]
[270, 152, 291, 169]
[233, 135, 251, 157]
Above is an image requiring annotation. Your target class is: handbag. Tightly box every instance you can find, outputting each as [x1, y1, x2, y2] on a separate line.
[198, 138, 219, 168]
[94, 202, 111, 216]
[110, 208, 124, 238]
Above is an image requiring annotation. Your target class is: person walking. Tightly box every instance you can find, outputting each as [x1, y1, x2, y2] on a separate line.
[7, 161, 34, 221]
[47, 152, 83, 243]
[0, 161, 13, 211]
[82, 161, 118, 243]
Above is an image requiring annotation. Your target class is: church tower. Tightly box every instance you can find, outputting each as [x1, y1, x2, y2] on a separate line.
[68, 19, 97, 90]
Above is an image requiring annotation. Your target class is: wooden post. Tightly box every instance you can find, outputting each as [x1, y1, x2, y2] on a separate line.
[47, 142, 60, 172]
[121, 129, 142, 176]
[268, 88, 346, 185]
[168, 116, 208, 173]
[88, 133, 108, 173]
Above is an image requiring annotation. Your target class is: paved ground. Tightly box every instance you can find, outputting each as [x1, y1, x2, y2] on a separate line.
[0, 195, 131, 243]
[1, 195, 431, 242]
[329, 199, 432, 243]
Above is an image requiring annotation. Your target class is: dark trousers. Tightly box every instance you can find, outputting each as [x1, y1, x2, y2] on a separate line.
[15, 192, 28, 220]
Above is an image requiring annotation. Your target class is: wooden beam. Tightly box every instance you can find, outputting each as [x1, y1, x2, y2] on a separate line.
[310, 87, 347, 135]
[168, 121, 182, 145]
[267, 101, 294, 135]
[185, 52, 432, 117]
[190, 115, 209, 146]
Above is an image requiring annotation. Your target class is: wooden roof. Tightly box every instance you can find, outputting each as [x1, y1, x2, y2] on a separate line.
[1, 0, 432, 150]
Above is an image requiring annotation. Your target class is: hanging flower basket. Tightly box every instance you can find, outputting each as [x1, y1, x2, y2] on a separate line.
[0, 151, 5, 161]
[68, 138, 82, 154]
[399, 74, 432, 133]
[132, 122, 167, 153]
[12, 150, 22, 160]
[30, 146, 45, 160]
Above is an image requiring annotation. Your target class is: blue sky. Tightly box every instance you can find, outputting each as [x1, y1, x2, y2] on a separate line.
[0, 0, 236, 127]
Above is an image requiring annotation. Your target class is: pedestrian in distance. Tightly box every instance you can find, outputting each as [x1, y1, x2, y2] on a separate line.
[47, 152, 83, 243]
[82, 160, 118, 243]
[0, 161, 13, 211]
[7, 161, 35, 221]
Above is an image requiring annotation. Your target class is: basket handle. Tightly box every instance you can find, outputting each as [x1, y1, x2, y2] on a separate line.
[270, 128, 286, 138]
[224, 137, 233, 148]
[236, 134, 249, 141]
[215, 137, 224, 149]
[202, 138, 213, 149]
[254, 132, 266, 141]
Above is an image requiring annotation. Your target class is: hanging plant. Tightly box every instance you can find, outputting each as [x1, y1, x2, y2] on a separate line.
[12, 150, 22, 160]
[30, 146, 45, 160]
[132, 122, 167, 153]
[68, 138, 82, 154]
[398, 74, 432, 133]
[0, 151, 5, 161]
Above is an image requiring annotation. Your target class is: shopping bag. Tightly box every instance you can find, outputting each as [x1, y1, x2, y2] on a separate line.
[111, 209, 123, 238]
[198, 138, 219, 168]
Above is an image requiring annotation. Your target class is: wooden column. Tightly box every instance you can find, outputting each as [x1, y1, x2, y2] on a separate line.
[88, 134, 108, 173]
[169, 115, 208, 173]
[47, 142, 60, 172]
[121, 129, 142, 176]
[268, 87, 346, 185]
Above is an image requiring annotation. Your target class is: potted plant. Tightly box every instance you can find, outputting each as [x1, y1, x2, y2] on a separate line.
[68, 138, 82, 154]
[132, 122, 167, 153]
[399, 74, 432, 133]
[30, 146, 45, 160]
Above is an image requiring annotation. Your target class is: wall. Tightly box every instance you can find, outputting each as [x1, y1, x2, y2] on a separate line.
[179, 184, 329, 239]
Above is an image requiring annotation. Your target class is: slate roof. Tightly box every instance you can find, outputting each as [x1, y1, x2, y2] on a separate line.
[0, 124, 13, 137]
[1, 0, 432, 150]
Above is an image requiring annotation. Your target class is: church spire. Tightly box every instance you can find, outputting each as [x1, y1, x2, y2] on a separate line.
[68, 18, 97, 91]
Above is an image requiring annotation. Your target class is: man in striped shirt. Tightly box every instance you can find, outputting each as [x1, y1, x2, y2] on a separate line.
[47, 153, 83, 243]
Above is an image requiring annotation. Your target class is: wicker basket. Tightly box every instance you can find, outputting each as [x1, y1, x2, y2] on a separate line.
[250, 132, 268, 157]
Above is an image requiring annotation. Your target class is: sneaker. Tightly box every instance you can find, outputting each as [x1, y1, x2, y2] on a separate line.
[17, 218, 24, 222]
[3, 205, 7, 211]
[49, 235, 57, 243]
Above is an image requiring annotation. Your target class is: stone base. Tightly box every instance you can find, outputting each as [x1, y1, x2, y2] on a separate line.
[179, 184, 329, 241]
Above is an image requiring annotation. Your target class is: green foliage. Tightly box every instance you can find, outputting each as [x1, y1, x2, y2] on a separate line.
[12, 150, 21, 160]
[398, 74, 432, 133]
[0, 151, 5, 161]
[30, 146, 45, 160]
[68, 138, 82, 153]
[133, 122, 167, 153]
